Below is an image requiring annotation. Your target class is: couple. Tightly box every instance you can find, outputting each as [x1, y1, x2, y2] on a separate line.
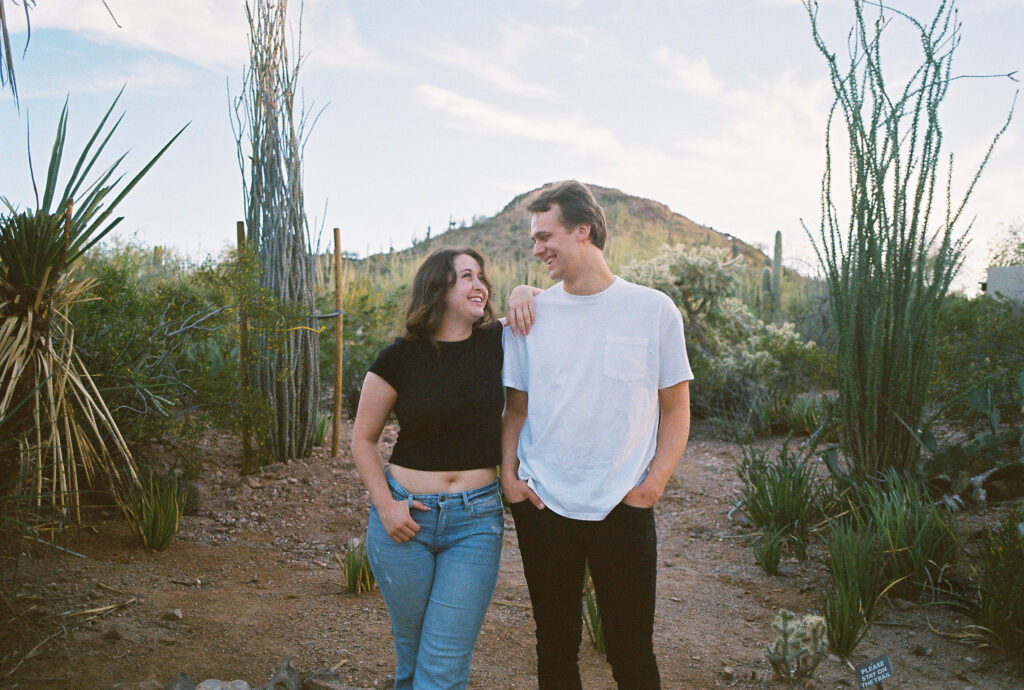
[351, 181, 693, 690]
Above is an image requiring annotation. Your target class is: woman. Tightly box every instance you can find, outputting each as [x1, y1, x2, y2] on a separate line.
[351, 247, 536, 690]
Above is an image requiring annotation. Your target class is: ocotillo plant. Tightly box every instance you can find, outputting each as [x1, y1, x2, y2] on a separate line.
[232, 0, 321, 463]
[802, 0, 1015, 476]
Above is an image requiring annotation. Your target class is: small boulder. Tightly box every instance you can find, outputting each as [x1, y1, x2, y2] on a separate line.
[165, 672, 197, 690]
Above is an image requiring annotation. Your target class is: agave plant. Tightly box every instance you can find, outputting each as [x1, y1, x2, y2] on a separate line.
[0, 90, 185, 524]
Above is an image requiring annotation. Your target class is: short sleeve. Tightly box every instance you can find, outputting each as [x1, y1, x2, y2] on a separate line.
[368, 339, 406, 391]
[502, 326, 528, 391]
[657, 294, 694, 388]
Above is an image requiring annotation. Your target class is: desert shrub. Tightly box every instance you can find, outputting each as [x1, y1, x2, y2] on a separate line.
[823, 522, 885, 657]
[327, 279, 402, 417]
[932, 293, 1024, 427]
[854, 473, 960, 601]
[967, 505, 1024, 659]
[693, 302, 832, 436]
[785, 393, 839, 441]
[73, 244, 244, 475]
[766, 609, 827, 680]
[126, 475, 185, 551]
[736, 441, 822, 558]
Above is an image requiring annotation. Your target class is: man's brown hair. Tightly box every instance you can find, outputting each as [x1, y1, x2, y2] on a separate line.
[524, 180, 607, 250]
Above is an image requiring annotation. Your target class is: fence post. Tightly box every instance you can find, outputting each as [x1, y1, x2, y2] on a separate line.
[331, 227, 344, 457]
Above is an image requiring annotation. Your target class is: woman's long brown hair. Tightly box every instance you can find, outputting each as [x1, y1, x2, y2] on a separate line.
[404, 247, 495, 341]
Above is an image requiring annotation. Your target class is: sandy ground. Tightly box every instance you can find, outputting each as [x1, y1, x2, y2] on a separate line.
[2, 420, 1022, 689]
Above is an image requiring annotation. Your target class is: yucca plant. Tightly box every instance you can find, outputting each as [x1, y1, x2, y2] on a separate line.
[125, 475, 185, 550]
[0, 90, 185, 524]
[736, 441, 821, 557]
[857, 472, 959, 601]
[753, 524, 786, 575]
[823, 521, 886, 657]
[336, 540, 375, 594]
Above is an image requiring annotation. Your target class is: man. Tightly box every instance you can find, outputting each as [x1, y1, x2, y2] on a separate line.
[502, 180, 692, 689]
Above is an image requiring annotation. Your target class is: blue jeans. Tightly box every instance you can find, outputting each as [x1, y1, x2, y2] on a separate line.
[366, 470, 504, 690]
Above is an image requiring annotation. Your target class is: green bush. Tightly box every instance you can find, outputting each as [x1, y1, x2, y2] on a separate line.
[126, 475, 185, 550]
[736, 441, 822, 556]
[73, 244, 239, 462]
[932, 293, 1024, 428]
[823, 522, 885, 657]
[969, 506, 1024, 659]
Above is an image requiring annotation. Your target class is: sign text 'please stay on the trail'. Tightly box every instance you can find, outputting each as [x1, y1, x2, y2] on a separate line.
[856, 654, 894, 688]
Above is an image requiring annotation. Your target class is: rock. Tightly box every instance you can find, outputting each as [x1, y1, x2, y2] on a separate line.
[162, 608, 184, 621]
[103, 624, 123, 641]
[984, 464, 1024, 501]
[721, 665, 735, 681]
[183, 482, 204, 515]
[243, 476, 263, 489]
[165, 672, 197, 690]
[196, 682, 250, 690]
[889, 597, 916, 611]
[302, 670, 355, 690]
[263, 656, 300, 690]
[912, 644, 934, 657]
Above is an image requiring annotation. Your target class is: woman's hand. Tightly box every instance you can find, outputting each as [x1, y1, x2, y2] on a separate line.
[506, 284, 541, 336]
[377, 497, 431, 543]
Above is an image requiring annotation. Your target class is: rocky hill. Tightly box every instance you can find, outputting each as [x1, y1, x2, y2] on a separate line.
[367, 183, 768, 272]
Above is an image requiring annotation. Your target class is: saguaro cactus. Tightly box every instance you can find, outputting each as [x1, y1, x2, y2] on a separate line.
[761, 230, 783, 319]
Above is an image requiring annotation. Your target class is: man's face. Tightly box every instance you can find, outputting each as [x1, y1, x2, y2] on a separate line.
[530, 205, 584, 282]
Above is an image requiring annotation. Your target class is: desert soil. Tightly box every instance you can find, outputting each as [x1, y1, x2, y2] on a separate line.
[2, 420, 1022, 689]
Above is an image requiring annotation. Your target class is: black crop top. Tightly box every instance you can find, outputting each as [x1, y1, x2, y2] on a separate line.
[368, 323, 504, 472]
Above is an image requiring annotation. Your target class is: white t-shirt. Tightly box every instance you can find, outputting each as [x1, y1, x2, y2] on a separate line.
[502, 277, 693, 520]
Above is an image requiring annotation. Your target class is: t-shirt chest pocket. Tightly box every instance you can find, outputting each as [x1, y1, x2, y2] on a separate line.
[603, 336, 649, 382]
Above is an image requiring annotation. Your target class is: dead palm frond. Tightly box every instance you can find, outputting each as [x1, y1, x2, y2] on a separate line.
[0, 90, 186, 525]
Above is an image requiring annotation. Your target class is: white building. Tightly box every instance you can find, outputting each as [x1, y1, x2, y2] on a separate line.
[984, 265, 1024, 302]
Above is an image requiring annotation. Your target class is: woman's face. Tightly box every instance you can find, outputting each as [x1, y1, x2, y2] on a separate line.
[444, 254, 488, 325]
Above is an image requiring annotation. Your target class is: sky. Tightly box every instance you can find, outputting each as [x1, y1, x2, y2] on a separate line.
[1, 0, 1022, 292]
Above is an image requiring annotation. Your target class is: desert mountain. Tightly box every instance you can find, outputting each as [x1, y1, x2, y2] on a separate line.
[371, 183, 768, 271]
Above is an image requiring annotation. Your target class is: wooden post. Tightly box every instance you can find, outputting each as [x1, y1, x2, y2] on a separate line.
[237, 221, 252, 467]
[331, 227, 345, 457]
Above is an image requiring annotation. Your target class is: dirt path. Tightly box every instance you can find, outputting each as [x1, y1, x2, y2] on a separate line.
[2, 421, 1022, 688]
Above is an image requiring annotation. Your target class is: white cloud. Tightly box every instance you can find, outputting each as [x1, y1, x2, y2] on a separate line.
[652, 47, 724, 97]
[17, 0, 385, 73]
[540, 0, 587, 8]
[425, 43, 555, 99]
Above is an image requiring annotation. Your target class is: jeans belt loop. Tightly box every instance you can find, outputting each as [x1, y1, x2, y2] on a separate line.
[407, 495, 415, 509]
[462, 491, 471, 510]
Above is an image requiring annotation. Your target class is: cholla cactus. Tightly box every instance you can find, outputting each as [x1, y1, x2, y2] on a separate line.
[765, 609, 827, 681]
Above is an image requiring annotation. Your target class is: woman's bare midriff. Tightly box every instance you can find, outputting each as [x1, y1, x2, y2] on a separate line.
[388, 465, 497, 494]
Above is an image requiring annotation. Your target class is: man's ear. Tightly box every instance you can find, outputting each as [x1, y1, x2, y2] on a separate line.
[575, 223, 592, 243]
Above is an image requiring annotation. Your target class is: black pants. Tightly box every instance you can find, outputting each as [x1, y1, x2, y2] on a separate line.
[509, 500, 661, 690]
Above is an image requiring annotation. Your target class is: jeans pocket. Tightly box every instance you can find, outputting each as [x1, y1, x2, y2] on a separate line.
[469, 490, 504, 516]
